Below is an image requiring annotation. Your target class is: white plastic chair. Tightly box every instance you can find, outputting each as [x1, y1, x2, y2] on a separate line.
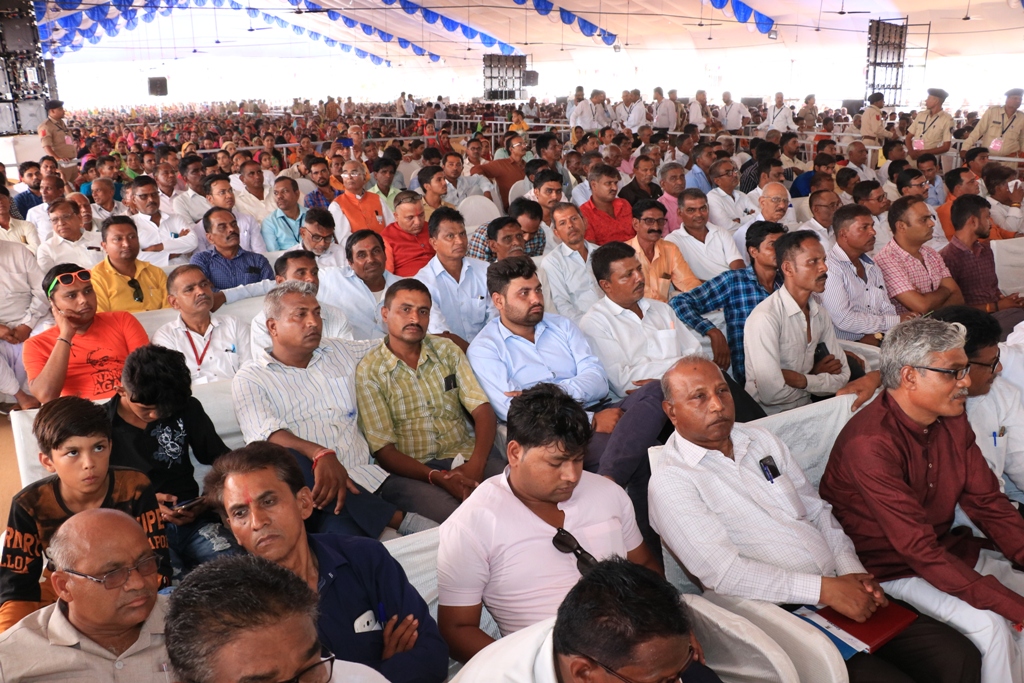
[507, 178, 532, 205]
[993, 238, 1024, 295]
[458, 195, 501, 228]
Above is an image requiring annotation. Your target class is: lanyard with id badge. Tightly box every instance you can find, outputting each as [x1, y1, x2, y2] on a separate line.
[990, 114, 1017, 153]
[913, 114, 941, 151]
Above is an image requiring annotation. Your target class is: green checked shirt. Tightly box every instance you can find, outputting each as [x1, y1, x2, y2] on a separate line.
[356, 335, 489, 462]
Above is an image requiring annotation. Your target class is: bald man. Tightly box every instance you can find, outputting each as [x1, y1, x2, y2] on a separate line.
[733, 182, 792, 262]
[0, 509, 170, 679]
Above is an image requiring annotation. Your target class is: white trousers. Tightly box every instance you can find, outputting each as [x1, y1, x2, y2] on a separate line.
[883, 549, 1024, 683]
[0, 340, 26, 397]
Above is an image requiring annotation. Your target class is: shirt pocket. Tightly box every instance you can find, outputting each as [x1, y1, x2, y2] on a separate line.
[317, 376, 357, 422]
[646, 329, 679, 361]
[575, 518, 628, 559]
[764, 475, 808, 521]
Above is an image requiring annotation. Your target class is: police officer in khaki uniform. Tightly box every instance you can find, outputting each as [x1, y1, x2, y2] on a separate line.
[861, 92, 896, 145]
[963, 88, 1024, 164]
[906, 88, 954, 163]
[38, 100, 77, 183]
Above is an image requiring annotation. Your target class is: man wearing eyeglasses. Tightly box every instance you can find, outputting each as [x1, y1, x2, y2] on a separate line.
[823, 316, 1024, 683]
[165, 554, 389, 683]
[625, 199, 701, 303]
[896, 167, 948, 252]
[330, 160, 394, 237]
[0, 509, 172, 680]
[90, 216, 169, 313]
[37, 198, 103, 273]
[437, 385, 669, 666]
[285, 208, 347, 268]
[650, 355, 982, 683]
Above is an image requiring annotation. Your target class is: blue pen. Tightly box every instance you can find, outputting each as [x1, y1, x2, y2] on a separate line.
[761, 463, 775, 484]
[994, 431, 999, 447]
[378, 602, 387, 625]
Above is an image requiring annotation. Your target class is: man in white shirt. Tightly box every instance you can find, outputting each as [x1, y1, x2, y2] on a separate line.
[620, 89, 647, 134]
[233, 159, 277, 223]
[666, 189, 746, 281]
[453, 558, 709, 683]
[131, 176, 199, 267]
[822, 203, 909, 344]
[652, 87, 677, 133]
[26, 174, 65, 243]
[152, 264, 251, 384]
[649, 356, 983, 683]
[414, 208, 495, 343]
[799, 188, 841, 248]
[846, 141, 877, 183]
[201, 174, 267, 255]
[436, 384, 660, 662]
[744, 229, 854, 414]
[734, 182, 794, 261]
[36, 198, 104, 273]
[718, 92, 749, 132]
[983, 163, 1024, 235]
[172, 156, 213, 224]
[318, 230, 448, 340]
[250, 251, 354, 356]
[758, 92, 798, 133]
[155, 162, 181, 216]
[569, 89, 612, 133]
[706, 159, 758, 230]
[0, 187, 39, 253]
[90, 177, 128, 223]
[688, 90, 712, 132]
[0, 239, 48, 409]
[540, 203, 602, 322]
[285, 207, 347, 267]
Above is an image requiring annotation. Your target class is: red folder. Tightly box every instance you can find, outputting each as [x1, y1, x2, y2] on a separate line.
[816, 602, 918, 653]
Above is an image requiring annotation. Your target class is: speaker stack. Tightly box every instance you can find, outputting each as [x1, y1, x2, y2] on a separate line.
[0, 0, 48, 135]
[483, 55, 527, 101]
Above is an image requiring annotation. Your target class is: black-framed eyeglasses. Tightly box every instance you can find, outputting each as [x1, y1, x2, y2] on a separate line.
[127, 278, 144, 303]
[911, 365, 970, 380]
[969, 353, 1001, 374]
[60, 554, 162, 590]
[301, 228, 335, 245]
[279, 652, 335, 683]
[572, 646, 694, 683]
[552, 528, 598, 575]
[639, 217, 668, 228]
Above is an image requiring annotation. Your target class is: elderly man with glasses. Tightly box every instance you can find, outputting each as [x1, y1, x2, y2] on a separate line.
[329, 159, 395, 237]
[0, 509, 172, 680]
[286, 207, 347, 268]
[822, 316, 1024, 683]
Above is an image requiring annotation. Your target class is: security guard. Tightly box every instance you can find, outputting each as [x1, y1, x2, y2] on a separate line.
[861, 92, 895, 145]
[906, 88, 954, 162]
[963, 88, 1024, 163]
[38, 100, 77, 182]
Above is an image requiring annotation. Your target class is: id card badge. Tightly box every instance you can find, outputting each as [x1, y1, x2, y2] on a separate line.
[64, 135, 73, 145]
[912, 138, 925, 151]
[991, 137, 1004, 153]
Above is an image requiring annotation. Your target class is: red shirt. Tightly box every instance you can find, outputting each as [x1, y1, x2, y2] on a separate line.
[820, 390, 1024, 623]
[23, 311, 149, 400]
[380, 222, 435, 277]
[580, 198, 635, 245]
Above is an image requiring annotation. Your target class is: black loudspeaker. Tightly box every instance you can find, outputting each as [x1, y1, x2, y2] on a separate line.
[148, 77, 168, 97]
[522, 70, 538, 87]
[0, 17, 36, 52]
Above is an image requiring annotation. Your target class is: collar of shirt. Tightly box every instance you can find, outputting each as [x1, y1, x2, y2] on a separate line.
[556, 239, 593, 263]
[375, 335, 444, 376]
[257, 341, 328, 370]
[666, 425, 756, 470]
[308, 534, 350, 589]
[497, 316, 550, 343]
[778, 282, 818, 320]
[600, 295, 651, 321]
[949, 235, 985, 257]
[828, 241, 874, 268]
[881, 390, 937, 445]
[170, 312, 221, 338]
[46, 597, 166, 649]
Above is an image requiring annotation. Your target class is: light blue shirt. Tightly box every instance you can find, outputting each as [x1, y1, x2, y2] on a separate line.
[317, 265, 450, 340]
[260, 207, 307, 251]
[466, 314, 609, 421]
[414, 256, 495, 342]
[685, 166, 713, 194]
[926, 176, 947, 207]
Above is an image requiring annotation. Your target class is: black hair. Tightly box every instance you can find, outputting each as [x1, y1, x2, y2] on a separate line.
[132, 174, 157, 191]
[813, 153, 835, 168]
[944, 167, 972, 194]
[525, 158, 550, 179]
[832, 203, 873, 234]
[508, 197, 543, 222]
[591, 241, 636, 283]
[202, 173, 232, 197]
[588, 163, 621, 184]
[835, 167, 860, 191]
[345, 229, 385, 262]
[757, 158, 783, 180]
[304, 154, 327, 172]
[487, 254, 538, 296]
[18, 161, 39, 177]
[887, 159, 910, 183]
[745, 220, 786, 255]
[178, 154, 203, 176]
[896, 168, 924, 193]
[100, 215, 137, 241]
[983, 163, 1016, 196]
[631, 198, 667, 220]
[273, 176, 299, 193]
[201, 206, 234, 234]
[964, 147, 989, 166]
[552, 557, 692, 670]
[535, 132, 559, 156]
[888, 195, 925, 233]
[917, 153, 938, 166]
[754, 141, 780, 165]
[950, 193, 992, 232]
[204, 441, 307, 512]
[383, 277, 431, 308]
[852, 180, 881, 204]
[507, 383, 592, 458]
[533, 169, 564, 191]
[304, 206, 334, 230]
[421, 147, 442, 163]
[273, 249, 317, 278]
[427, 206, 464, 239]
[815, 138, 835, 153]
[166, 264, 207, 294]
[774, 229, 821, 270]
[930, 306, 1002, 358]
[33, 396, 111, 455]
[486, 216, 519, 242]
[166, 554, 320, 683]
[42, 263, 86, 298]
[120, 345, 193, 418]
[416, 165, 444, 191]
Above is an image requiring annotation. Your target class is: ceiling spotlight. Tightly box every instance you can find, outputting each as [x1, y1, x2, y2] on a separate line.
[768, 29, 778, 39]
[613, 43, 621, 52]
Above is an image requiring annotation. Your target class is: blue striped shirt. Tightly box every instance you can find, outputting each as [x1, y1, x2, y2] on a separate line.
[669, 266, 779, 384]
[190, 248, 273, 292]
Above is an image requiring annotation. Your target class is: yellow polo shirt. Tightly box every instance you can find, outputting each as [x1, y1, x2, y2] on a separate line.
[90, 257, 168, 313]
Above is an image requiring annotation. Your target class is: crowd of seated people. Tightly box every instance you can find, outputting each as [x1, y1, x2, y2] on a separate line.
[2, 85, 1024, 683]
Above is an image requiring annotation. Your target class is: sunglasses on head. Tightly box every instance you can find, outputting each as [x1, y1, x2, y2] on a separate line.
[47, 269, 91, 297]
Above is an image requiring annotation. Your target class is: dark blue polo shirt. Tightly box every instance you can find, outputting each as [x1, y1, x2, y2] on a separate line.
[309, 533, 449, 683]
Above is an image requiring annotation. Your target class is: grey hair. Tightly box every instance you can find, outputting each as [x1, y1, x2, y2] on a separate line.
[659, 162, 684, 180]
[91, 177, 115, 191]
[640, 144, 659, 156]
[47, 522, 81, 571]
[263, 280, 317, 321]
[879, 318, 967, 389]
[661, 353, 720, 402]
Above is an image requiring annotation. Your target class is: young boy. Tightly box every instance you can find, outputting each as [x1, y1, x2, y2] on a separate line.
[106, 344, 239, 575]
[0, 396, 167, 632]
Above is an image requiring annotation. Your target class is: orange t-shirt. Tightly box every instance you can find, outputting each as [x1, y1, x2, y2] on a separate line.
[334, 192, 388, 233]
[23, 311, 149, 399]
[937, 196, 1017, 241]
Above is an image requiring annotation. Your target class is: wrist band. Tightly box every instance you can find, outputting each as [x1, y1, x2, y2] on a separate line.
[427, 469, 437, 486]
[311, 449, 335, 471]
[56, 337, 72, 347]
